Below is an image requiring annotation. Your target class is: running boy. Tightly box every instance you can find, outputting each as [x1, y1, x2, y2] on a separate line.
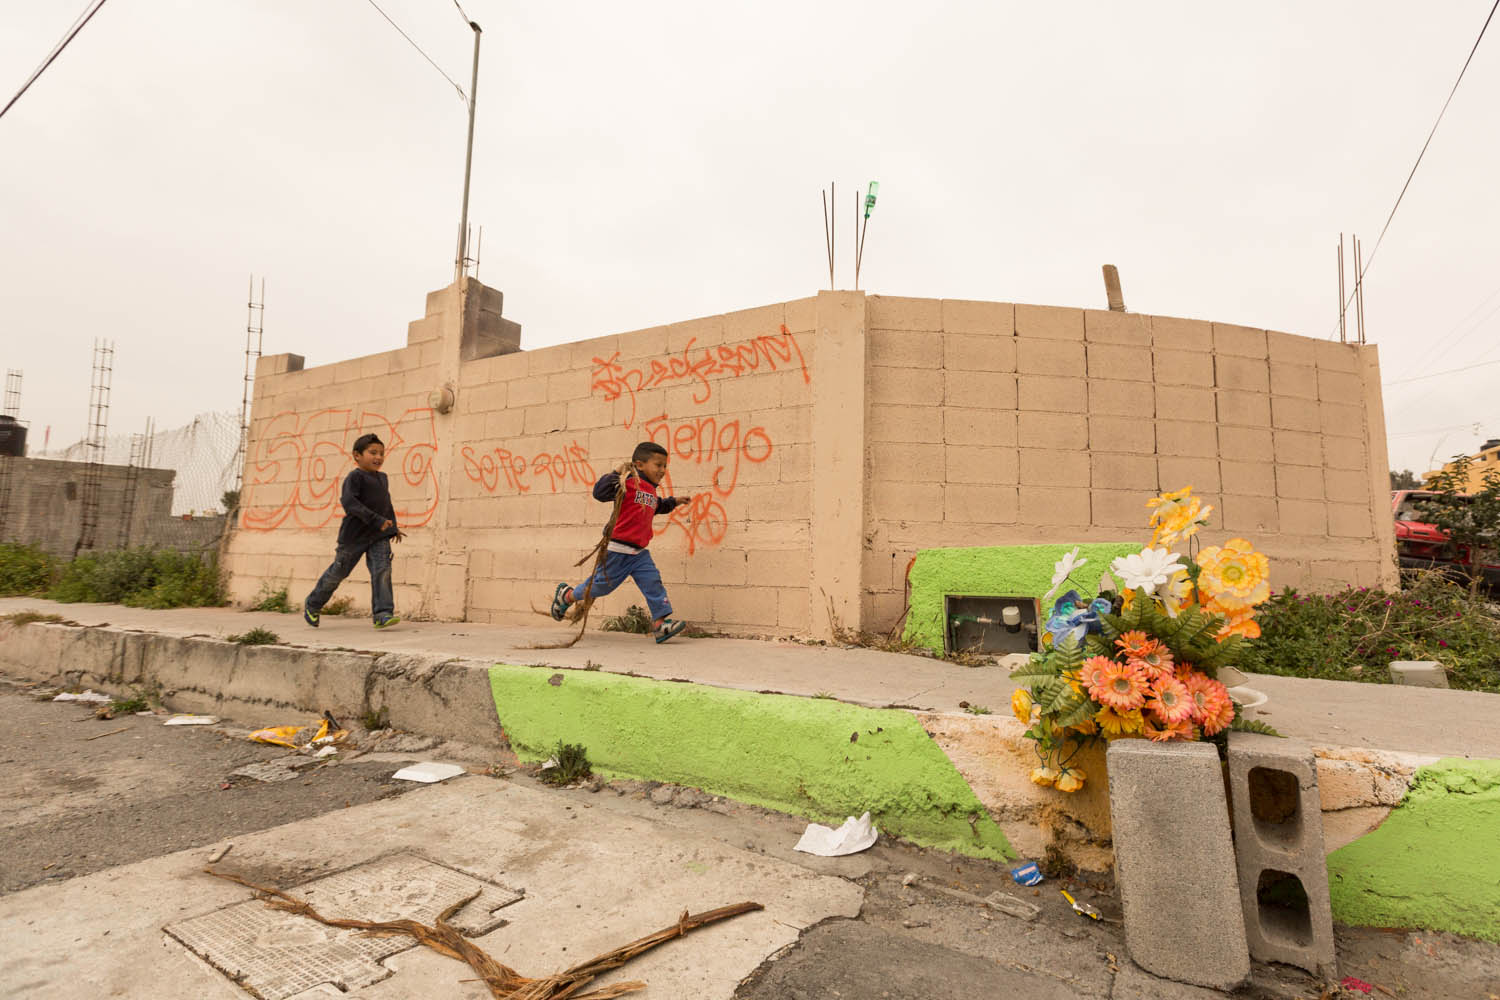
[549, 441, 696, 643]
[303, 433, 404, 629]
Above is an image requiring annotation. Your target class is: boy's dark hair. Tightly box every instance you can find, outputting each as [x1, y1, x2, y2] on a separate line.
[352, 433, 384, 455]
[632, 441, 668, 464]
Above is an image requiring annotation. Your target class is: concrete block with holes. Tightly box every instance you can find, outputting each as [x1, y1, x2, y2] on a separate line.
[1107, 740, 1250, 990]
[1226, 731, 1337, 979]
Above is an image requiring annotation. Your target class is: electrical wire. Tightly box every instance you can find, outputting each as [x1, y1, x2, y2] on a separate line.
[1328, 0, 1500, 337]
[1385, 356, 1500, 388]
[361, 0, 468, 104]
[452, 0, 476, 26]
[0, 0, 110, 123]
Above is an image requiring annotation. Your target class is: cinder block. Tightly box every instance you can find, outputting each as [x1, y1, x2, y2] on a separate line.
[1019, 412, 1088, 450]
[1156, 420, 1218, 458]
[1108, 740, 1250, 990]
[1215, 355, 1271, 394]
[870, 329, 944, 369]
[1017, 375, 1087, 413]
[1088, 379, 1154, 417]
[1221, 460, 1276, 498]
[946, 445, 1018, 485]
[1314, 339, 1360, 373]
[871, 365, 943, 406]
[872, 443, 945, 483]
[1274, 430, 1322, 467]
[1277, 499, 1328, 535]
[1093, 453, 1159, 491]
[872, 404, 944, 444]
[875, 481, 944, 522]
[1090, 489, 1157, 528]
[1090, 415, 1155, 454]
[1020, 448, 1089, 488]
[1276, 465, 1324, 501]
[1324, 468, 1371, 504]
[1213, 323, 1268, 359]
[1389, 660, 1449, 688]
[1317, 368, 1364, 404]
[868, 296, 941, 331]
[1328, 502, 1373, 537]
[1227, 732, 1337, 980]
[944, 484, 1018, 523]
[945, 408, 1017, 447]
[1153, 349, 1216, 387]
[1219, 426, 1274, 462]
[1158, 457, 1220, 493]
[1084, 309, 1152, 345]
[1155, 384, 1215, 418]
[1019, 486, 1090, 526]
[1270, 363, 1319, 400]
[1016, 337, 1085, 376]
[1014, 304, 1084, 340]
[944, 333, 1016, 372]
[1220, 495, 1279, 533]
[1266, 330, 1317, 366]
[1320, 403, 1366, 441]
[946, 371, 1018, 410]
[1087, 343, 1154, 382]
[1217, 391, 1272, 427]
[942, 299, 1014, 335]
[1150, 316, 1213, 352]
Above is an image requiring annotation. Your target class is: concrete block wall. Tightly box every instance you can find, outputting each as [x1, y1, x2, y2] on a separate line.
[225, 282, 1396, 635]
[860, 298, 1398, 634]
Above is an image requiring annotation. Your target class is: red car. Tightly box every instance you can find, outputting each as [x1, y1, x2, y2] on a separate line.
[1392, 490, 1500, 586]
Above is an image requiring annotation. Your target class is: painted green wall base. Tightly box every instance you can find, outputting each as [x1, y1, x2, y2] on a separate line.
[904, 543, 1141, 653]
[488, 664, 1014, 861]
[1328, 758, 1500, 942]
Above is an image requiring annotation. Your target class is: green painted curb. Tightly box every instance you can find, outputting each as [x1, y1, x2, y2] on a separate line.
[1328, 757, 1500, 942]
[488, 664, 1014, 861]
[903, 543, 1141, 652]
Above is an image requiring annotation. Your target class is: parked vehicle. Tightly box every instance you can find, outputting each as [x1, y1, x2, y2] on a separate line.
[1391, 490, 1500, 587]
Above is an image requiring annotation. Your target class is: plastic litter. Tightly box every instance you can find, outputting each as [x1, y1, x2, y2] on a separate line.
[1060, 888, 1101, 920]
[249, 716, 347, 751]
[392, 762, 466, 783]
[1341, 977, 1374, 995]
[1011, 861, 1044, 886]
[165, 714, 219, 726]
[53, 690, 111, 704]
[793, 812, 879, 856]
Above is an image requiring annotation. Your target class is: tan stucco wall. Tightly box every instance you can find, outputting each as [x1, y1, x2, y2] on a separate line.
[225, 282, 1397, 635]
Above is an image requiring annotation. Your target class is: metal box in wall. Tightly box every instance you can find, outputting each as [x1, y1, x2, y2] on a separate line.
[944, 595, 1041, 655]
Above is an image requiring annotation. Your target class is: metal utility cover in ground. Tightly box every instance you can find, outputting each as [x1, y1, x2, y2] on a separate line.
[164, 853, 522, 999]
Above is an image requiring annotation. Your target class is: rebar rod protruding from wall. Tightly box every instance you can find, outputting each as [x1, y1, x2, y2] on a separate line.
[2, 370, 20, 418]
[1337, 234, 1346, 344]
[1102, 264, 1126, 312]
[76, 339, 113, 556]
[236, 276, 265, 490]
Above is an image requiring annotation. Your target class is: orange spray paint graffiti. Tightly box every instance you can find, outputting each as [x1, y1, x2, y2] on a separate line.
[590, 324, 809, 429]
[460, 441, 596, 495]
[642, 413, 774, 554]
[240, 408, 439, 531]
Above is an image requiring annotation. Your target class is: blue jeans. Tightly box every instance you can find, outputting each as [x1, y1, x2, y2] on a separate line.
[573, 549, 671, 621]
[306, 539, 394, 620]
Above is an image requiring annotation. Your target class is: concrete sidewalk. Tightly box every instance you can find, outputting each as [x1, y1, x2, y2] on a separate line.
[3, 597, 1498, 760]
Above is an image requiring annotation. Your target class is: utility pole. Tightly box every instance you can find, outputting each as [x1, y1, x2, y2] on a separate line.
[454, 20, 482, 281]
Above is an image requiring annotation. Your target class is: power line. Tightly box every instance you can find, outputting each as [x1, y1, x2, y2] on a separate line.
[1328, 0, 1500, 337]
[0, 0, 111, 123]
[1384, 355, 1500, 388]
[361, 0, 468, 105]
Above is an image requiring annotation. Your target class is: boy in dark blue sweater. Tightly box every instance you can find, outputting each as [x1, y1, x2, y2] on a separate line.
[303, 433, 404, 628]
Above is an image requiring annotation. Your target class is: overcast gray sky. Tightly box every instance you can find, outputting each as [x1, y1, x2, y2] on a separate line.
[3, 0, 1497, 475]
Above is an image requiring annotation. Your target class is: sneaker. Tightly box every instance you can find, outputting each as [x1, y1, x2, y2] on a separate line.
[374, 615, 401, 629]
[653, 618, 687, 644]
[303, 606, 319, 628]
[549, 582, 571, 622]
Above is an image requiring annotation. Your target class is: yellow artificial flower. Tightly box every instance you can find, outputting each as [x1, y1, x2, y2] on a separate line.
[1210, 599, 1263, 639]
[1147, 486, 1214, 548]
[1012, 688, 1034, 724]
[1197, 537, 1270, 610]
[1072, 717, 1099, 736]
[1055, 767, 1086, 793]
[1030, 766, 1059, 788]
[1095, 706, 1144, 737]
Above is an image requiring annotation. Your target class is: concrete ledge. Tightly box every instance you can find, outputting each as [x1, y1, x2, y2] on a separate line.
[0, 621, 503, 748]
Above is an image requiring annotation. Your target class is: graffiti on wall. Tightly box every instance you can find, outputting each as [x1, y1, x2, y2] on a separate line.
[589, 324, 809, 430]
[460, 441, 596, 495]
[642, 414, 774, 554]
[240, 407, 439, 532]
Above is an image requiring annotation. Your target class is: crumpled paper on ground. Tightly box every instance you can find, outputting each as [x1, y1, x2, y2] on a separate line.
[793, 812, 879, 856]
[249, 717, 347, 752]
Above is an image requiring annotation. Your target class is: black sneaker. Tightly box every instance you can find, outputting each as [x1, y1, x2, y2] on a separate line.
[653, 618, 687, 644]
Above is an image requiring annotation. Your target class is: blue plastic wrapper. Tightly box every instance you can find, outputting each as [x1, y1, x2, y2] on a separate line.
[1011, 862, 1043, 886]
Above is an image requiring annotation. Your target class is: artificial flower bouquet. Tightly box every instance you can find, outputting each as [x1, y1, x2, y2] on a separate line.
[1011, 487, 1271, 793]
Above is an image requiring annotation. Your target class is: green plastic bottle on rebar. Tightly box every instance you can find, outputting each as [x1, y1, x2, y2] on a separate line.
[864, 181, 879, 219]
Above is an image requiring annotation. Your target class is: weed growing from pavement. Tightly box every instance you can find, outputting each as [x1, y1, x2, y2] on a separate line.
[108, 694, 150, 714]
[227, 627, 279, 646]
[48, 548, 226, 608]
[1240, 571, 1500, 692]
[360, 706, 391, 731]
[3, 609, 66, 626]
[961, 703, 991, 715]
[540, 741, 592, 785]
[601, 605, 653, 634]
[248, 582, 295, 613]
[322, 596, 355, 616]
[813, 690, 835, 699]
[0, 543, 56, 595]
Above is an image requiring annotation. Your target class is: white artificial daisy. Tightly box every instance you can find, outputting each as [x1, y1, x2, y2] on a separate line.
[1109, 547, 1187, 596]
[1042, 546, 1087, 604]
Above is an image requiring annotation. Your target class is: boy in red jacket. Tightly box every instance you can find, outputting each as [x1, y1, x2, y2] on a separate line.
[549, 441, 696, 643]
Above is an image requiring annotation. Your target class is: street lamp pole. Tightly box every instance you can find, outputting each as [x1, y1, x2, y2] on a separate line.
[454, 20, 482, 281]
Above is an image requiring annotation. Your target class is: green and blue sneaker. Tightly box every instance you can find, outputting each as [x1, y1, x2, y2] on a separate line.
[303, 606, 319, 628]
[374, 615, 401, 629]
